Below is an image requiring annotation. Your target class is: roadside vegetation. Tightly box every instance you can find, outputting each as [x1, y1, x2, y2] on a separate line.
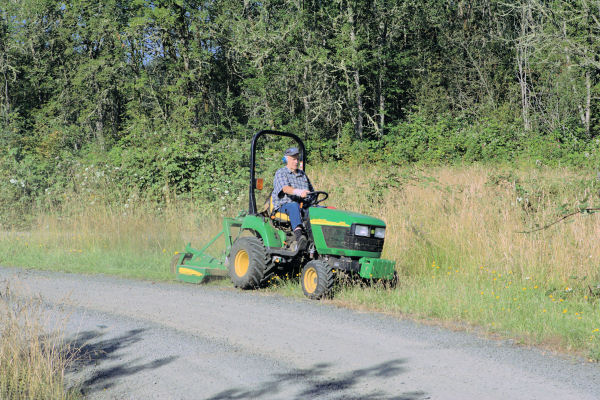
[0, 284, 81, 399]
[2, 0, 600, 368]
[2, 163, 599, 360]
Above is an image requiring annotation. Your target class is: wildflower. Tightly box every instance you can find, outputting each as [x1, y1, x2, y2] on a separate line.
[534, 285, 538, 289]
[542, 309, 547, 313]
[563, 309, 568, 314]
[565, 287, 572, 292]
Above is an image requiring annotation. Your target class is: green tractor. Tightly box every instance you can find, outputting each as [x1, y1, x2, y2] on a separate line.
[173, 130, 396, 299]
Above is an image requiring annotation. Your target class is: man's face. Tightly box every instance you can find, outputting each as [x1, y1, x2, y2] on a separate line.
[286, 154, 299, 170]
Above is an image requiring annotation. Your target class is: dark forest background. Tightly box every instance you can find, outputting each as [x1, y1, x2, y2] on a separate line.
[2, 0, 600, 214]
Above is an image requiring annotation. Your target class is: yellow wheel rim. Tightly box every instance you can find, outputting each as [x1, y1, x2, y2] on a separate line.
[234, 250, 249, 277]
[304, 267, 318, 294]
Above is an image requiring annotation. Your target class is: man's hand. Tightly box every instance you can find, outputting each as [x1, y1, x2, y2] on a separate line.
[292, 188, 310, 198]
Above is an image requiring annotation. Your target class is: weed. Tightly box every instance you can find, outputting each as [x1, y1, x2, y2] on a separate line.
[0, 283, 82, 399]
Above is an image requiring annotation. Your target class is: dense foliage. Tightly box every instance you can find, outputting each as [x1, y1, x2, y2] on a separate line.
[1, 0, 600, 217]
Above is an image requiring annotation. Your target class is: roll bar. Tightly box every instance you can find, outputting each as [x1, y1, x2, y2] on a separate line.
[249, 130, 306, 215]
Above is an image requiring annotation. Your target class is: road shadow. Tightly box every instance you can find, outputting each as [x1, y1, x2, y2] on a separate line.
[205, 359, 428, 400]
[61, 328, 177, 395]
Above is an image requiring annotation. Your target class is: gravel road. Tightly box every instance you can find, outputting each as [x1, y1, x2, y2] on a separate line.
[1, 266, 599, 400]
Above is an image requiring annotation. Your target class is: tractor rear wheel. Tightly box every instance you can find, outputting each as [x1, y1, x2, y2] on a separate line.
[228, 236, 269, 289]
[301, 260, 334, 300]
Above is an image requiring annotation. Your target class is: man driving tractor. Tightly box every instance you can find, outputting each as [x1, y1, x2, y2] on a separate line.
[272, 147, 314, 250]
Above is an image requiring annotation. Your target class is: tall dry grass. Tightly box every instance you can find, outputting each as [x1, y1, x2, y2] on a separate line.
[310, 163, 600, 284]
[3, 163, 599, 284]
[1, 199, 225, 279]
[0, 284, 81, 399]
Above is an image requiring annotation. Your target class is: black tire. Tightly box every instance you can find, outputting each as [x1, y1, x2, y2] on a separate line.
[301, 260, 334, 300]
[383, 270, 399, 289]
[228, 236, 269, 289]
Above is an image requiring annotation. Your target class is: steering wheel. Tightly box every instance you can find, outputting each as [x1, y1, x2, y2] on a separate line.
[304, 191, 329, 206]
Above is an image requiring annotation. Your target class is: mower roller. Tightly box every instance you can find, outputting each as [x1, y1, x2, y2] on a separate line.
[174, 130, 397, 299]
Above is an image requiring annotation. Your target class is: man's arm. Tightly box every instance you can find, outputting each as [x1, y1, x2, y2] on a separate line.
[273, 169, 309, 199]
[282, 185, 309, 198]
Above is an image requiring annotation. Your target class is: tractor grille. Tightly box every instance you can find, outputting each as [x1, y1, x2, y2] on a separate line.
[320, 226, 384, 253]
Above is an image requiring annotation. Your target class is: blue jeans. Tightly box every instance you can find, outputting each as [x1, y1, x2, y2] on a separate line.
[279, 202, 302, 230]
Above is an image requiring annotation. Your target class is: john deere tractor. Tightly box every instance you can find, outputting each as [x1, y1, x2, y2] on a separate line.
[173, 130, 396, 299]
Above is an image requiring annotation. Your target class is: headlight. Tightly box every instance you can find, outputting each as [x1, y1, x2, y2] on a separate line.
[374, 227, 385, 239]
[354, 224, 370, 237]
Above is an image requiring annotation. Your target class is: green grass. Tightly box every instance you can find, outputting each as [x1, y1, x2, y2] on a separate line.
[334, 264, 600, 360]
[1, 233, 173, 281]
[2, 164, 600, 361]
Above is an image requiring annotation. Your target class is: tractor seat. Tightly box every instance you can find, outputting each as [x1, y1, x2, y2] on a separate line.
[260, 194, 290, 223]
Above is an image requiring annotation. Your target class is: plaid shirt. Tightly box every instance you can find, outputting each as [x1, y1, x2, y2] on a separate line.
[271, 167, 314, 210]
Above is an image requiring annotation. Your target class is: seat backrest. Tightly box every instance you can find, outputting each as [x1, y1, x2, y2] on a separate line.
[262, 194, 290, 223]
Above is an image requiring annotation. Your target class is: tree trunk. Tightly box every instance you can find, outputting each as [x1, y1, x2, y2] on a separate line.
[585, 69, 591, 136]
[378, 12, 387, 137]
[348, 2, 363, 139]
[378, 72, 385, 135]
[517, 2, 531, 132]
[303, 65, 310, 140]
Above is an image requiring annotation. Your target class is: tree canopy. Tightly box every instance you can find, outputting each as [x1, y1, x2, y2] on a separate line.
[1, 0, 600, 210]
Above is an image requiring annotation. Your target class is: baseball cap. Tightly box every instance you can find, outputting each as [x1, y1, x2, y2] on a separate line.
[284, 147, 300, 156]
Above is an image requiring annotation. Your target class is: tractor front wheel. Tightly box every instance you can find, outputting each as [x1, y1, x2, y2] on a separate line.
[301, 260, 334, 300]
[228, 237, 268, 289]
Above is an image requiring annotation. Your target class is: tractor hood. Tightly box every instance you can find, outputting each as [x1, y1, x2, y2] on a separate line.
[308, 207, 386, 228]
[308, 207, 387, 257]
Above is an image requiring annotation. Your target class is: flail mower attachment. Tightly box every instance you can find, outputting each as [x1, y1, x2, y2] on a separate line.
[173, 218, 242, 284]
